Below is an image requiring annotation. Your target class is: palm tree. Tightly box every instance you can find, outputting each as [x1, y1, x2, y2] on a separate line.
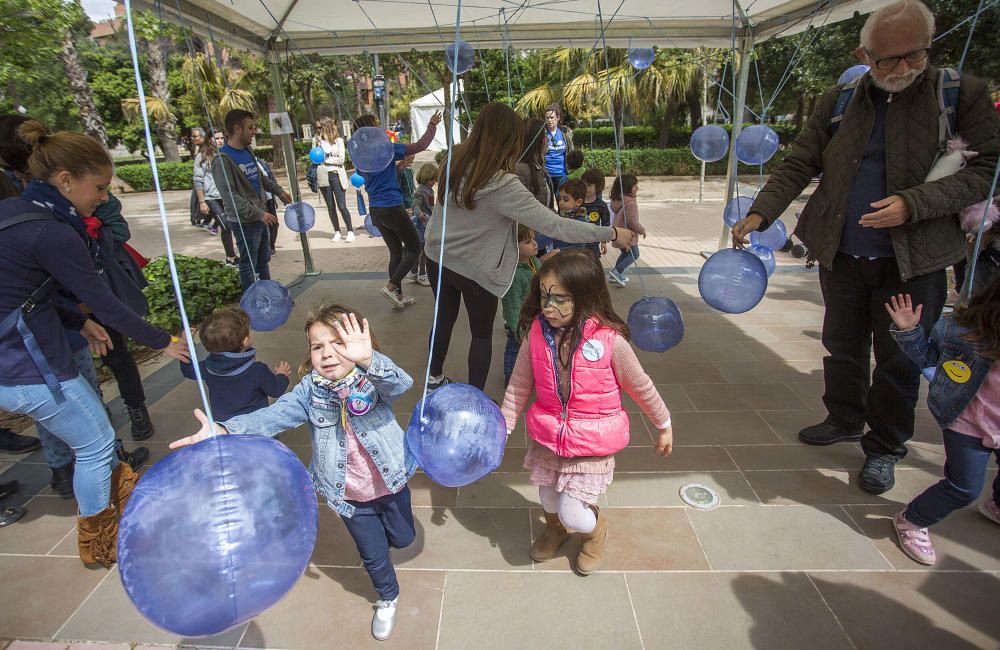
[122, 14, 181, 161]
[59, 29, 108, 147]
[179, 52, 256, 130]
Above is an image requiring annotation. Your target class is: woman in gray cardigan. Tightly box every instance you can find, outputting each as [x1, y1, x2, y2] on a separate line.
[423, 102, 636, 391]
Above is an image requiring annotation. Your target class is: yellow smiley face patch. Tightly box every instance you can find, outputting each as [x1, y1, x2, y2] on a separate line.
[942, 359, 972, 384]
[588, 211, 600, 223]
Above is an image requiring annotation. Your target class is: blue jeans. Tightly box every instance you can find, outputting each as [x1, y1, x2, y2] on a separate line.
[905, 428, 1000, 527]
[503, 329, 520, 387]
[340, 486, 415, 600]
[614, 245, 640, 274]
[232, 220, 272, 292]
[37, 347, 100, 469]
[0, 376, 117, 516]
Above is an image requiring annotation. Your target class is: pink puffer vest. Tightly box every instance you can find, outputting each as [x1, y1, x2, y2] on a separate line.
[526, 317, 630, 457]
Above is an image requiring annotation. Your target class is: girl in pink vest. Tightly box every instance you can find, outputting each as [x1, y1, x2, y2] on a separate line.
[500, 250, 673, 575]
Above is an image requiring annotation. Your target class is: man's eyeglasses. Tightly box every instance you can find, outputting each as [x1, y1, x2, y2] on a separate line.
[865, 47, 930, 70]
[540, 290, 572, 309]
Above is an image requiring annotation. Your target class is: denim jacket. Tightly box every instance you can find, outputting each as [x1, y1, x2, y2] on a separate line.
[891, 314, 996, 430]
[222, 351, 417, 517]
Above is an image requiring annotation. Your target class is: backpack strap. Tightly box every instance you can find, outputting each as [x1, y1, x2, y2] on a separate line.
[0, 210, 54, 232]
[829, 77, 862, 136]
[936, 67, 961, 150]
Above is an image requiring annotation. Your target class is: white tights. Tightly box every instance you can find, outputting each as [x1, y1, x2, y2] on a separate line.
[538, 485, 597, 533]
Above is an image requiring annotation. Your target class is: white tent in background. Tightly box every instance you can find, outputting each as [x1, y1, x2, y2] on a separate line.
[410, 86, 464, 152]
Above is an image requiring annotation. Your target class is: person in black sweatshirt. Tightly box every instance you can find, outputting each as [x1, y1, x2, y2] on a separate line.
[181, 307, 290, 420]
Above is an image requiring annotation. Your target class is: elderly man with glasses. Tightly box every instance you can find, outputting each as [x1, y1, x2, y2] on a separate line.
[731, 0, 1000, 494]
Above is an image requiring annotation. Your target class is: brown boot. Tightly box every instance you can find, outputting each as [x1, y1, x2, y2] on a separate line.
[111, 461, 139, 516]
[531, 512, 571, 562]
[575, 506, 607, 576]
[77, 506, 118, 568]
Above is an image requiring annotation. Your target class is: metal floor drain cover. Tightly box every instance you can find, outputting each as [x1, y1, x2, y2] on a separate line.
[679, 483, 720, 510]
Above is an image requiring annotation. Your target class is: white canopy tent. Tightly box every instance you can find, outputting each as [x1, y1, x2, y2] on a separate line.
[410, 87, 464, 151]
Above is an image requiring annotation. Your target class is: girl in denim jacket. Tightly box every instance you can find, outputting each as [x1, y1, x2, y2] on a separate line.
[172, 303, 416, 640]
[885, 276, 1000, 566]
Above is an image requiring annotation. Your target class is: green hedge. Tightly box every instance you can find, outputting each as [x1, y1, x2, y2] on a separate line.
[116, 161, 193, 192]
[572, 123, 801, 149]
[578, 147, 788, 176]
[142, 255, 242, 333]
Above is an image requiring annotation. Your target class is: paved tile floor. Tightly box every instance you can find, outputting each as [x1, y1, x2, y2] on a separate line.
[2, 189, 998, 649]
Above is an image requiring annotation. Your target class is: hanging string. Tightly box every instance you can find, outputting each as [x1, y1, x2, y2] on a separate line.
[933, 0, 1000, 43]
[499, 10, 514, 103]
[472, 24, 492, 103]
[958, 0, 987, 73]
[961, 159, 1000, 305]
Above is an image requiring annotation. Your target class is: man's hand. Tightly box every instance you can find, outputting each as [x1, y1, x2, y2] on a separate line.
[262, 212, 278, 226]
[199, 201, 210, 216]
[860, 195, 910, 228]
[80, 319, 113, 357]
[429, 111, 443, 126]
[731, 213, 765, 248]
[279, 191, 293, 205]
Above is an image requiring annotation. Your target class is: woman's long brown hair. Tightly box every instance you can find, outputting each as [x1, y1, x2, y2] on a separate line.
[437, 102, 524, 209]
[517, 250, 630, 366]
[955, 273, 1000, 360]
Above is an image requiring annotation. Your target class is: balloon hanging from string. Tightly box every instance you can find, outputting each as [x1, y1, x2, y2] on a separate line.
[735, 124, 780, 165]
[690, 124, 730, 162]
[723, 195, 754, 228]
[283, 202, 315, 233]
[445, 39, 475, 74]
[749, 218, 788, 251]
[240, 280, 293, 332]
[628, 47, 656, 70]
[628, 297, 685, 353]
[348, 127, 395, 173]
[698, 248, 768, 314]
[747, 244, 777, 277]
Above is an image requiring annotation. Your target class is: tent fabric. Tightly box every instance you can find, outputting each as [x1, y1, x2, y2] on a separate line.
[410, 87, 464, 151]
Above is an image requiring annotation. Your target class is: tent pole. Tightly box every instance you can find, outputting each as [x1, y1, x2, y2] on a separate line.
[268, 41, 318, 276]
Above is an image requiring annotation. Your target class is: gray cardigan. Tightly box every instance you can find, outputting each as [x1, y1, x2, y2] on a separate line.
[424, 172, 615, 297]
[211, 152, 285, 224]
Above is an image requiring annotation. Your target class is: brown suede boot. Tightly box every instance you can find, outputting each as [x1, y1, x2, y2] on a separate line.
[77, 505, 118, 568]
[111, 461, 139, 516]
[575, 506, 607, 576]
[531, 512, 571, 562]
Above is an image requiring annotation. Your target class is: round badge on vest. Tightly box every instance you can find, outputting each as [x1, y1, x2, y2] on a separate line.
[581, 339, 604, 362]
[346, 393, 372, 416]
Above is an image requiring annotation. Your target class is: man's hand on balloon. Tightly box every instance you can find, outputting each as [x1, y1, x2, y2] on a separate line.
[731, 213, 765, 249]
[169, 409, 228, 449]
[654, 426, 673, 458]
[331, 313, 374, 370]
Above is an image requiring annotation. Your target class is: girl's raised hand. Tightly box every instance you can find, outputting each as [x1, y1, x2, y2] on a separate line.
[654, 427, 673, 458]
[331, 313, 374, 369]
[169, 409, 229, 449]
[884, 293, 923, 331]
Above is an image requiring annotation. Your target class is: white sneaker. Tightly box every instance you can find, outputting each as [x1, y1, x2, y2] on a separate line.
[371, 597, 398, 641]
[416, 274, 430, 286]
[399, 294, 416, 307]
[608, 269, 626, 287]
[379, 286, 406, 310]
[406, 270, 418, 281]
[332, 232, 342, 242]
[345, 231, 355, 242]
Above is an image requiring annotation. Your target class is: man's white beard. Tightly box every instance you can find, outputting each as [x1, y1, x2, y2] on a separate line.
[872, 67, 923, 93]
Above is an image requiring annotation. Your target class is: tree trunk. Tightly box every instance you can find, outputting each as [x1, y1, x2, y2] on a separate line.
[303, 79, 317, 128]
[59, 32, 108, 148]
[146, 35, 182, 162]
[442, 72, 453, 146]
[657, 101, 677, 148]
[686, 78, 702, 128]
[612, 104, 624, 155]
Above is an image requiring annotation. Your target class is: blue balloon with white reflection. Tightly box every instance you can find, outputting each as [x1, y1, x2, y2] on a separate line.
[838, 64, 870, 84]
[749, 218, 788, 251]
[698, 248, 768, 314]
[118, 435, 317, 637]
[735, 124, 780, 165]
[350, 172, 365, 188]
[690, 125, 730, 163]
[445, 39, 475, 74]
[628, 297, 685, 353]
[308, 146, 325, 165]
[628, 47, 656, 70]
[748, 244, 777, 277]
[283, 202, 315, 233]
[348, 127, 394, 173]
[406, 383, 505, 488]
[724, 195, 754, 228]
[240, 280, 293, 332]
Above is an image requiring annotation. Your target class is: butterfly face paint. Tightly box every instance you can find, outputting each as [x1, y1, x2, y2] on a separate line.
[539, 274, 574, 329]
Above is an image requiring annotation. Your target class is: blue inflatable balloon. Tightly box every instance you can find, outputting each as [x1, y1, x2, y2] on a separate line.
[309, 146, 325, 165]
[734, 124, 780, 165]
[350, 172, 365, 189]
[283, 201, 315, 233]
[748, 244, 777, 277]
[348, 127, 394, 173]
[698, 248, 768, 314]
[628, 296, 685, 353]
[445, 39, 475, 74]
[922, 367, 936, 382]
[240, 280, 293, 332]
[838, 64, 870, 85]
[749, 218, 788, 251]
[628, 47, 656, 70]
[690, 125, 730, 163]
[118, 435, 318, 637]
[406, 383, 506, 488]
[723, 195, 754, 228]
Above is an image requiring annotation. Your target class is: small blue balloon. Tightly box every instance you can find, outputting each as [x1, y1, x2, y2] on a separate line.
[406, 383, 506, 488]
[309, 146, 325, 165]
[118, 435, 318, 637]
[749, 218, 788, 251]
[445, 39, 475, 74]
[723, 195, 754, 228]
[690, 125, 730, 162]
[240, 280, 293, 332]
[628, 296, 685, 353]
[838, 64, 870, 85]
[735, 124, 780, 165]
[748, 244, 777, 277]
[698, 248, 768, 314]
[628, 47, 656, 70]
[350, 172, 365, 188]
[348, 127, 394, 173]
[283, 201, 315, 233]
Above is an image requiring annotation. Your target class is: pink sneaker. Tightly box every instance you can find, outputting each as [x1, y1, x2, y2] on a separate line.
[979, 499, 1000, 525]
[893, 509, 936, 566]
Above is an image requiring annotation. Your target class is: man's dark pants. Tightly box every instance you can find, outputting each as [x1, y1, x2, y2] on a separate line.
[232, 220, 272, 292]
[818, 254, 946, 460]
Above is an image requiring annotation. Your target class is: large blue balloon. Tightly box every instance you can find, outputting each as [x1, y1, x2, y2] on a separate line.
[445, 39, 475, 74]
[628, 297, 685, 352]
[749, 218, 788, 251]
[283, 201, 315, 233]
[348, 127, 394, 173]
[350, 172, 365, 189]
[723, 195, 754, 228]
[309, 146, 325, 165]
[690, 125, 730, 163]
[698, 248, 768, 314]
[240, 280, 293, 332]
[406, 383, 506, 487]
[747, 244, 777, 277]
[734, 125, 780, 165]
[838, 64, 870, 85]
[628, 47, 656, 70]
[118, 435, 318, 637]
